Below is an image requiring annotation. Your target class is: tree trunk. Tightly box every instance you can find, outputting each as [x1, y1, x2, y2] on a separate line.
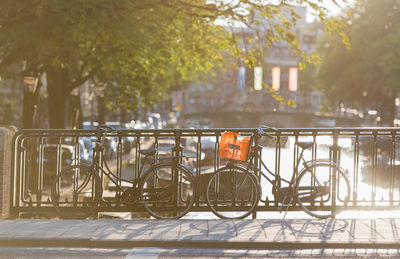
[97, 95, 106, 125]
[120, 109, 127, 124]
[69, 93, 83, 129]
[46, 69, 70, 129]
[22, 78, 42, 129]
[388, 89, 397, 127]
[22, 90, 34, 129]
[379, 92, 396, 126]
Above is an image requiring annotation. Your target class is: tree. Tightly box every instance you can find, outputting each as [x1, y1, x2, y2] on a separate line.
[0, 0, 347, 128]
[316, 0, 400, 125]
[1, 100, 14, 124]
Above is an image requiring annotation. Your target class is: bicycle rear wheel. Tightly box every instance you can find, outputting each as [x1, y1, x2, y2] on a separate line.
[295, 163, 350, 219]
[51, 165, 102, 219]
[139, 163, 195, 219]
[206, 166, 260, 219]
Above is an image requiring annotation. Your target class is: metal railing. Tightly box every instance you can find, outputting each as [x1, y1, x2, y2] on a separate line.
[10, 127, 400, 217]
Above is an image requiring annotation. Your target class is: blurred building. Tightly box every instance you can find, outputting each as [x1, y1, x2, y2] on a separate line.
[182, 6, 324, 127]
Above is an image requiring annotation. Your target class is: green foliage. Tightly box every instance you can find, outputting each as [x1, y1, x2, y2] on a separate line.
[262, 82, 296, 108]
[316, 0, 400, 120]
[1, 100, 14, 124]
[0, 0, 348, 127]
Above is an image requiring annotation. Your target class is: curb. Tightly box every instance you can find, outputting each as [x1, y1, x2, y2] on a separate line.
[1, 238, 400, 249]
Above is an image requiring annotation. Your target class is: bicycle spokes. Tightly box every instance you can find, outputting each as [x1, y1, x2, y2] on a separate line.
[51, 165, 101, 219]
[141, 184, 175, 201]
[140, 164, 195, 219]
[296, 163, 350, 219]
[206, 167, 260, 219]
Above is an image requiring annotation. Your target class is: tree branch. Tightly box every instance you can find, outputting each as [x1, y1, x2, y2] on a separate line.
[71, 66, 99, 89]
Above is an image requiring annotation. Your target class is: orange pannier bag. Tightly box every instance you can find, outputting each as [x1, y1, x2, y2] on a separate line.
[218, 131, 251, 161]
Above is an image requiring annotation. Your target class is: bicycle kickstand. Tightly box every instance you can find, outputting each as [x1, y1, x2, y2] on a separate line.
[279, 196, 294, 219]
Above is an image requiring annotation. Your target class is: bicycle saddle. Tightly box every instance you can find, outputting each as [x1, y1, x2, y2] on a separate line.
[296, 141, 314, 150]
[138, 149, 157, 156]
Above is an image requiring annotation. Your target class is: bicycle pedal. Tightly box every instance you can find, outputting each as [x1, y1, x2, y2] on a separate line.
[282, 197, 294, 219]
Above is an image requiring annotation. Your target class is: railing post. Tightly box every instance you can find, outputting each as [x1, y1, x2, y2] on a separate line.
[215, 132, 221, 172]
[353, 132, 359, 207]
[0, 126, 17, 218]
[196, 132, 202, 206]
[172, 129, 183, 212]
[390, 131, 396, 207]
[372, 132, 377, 207]
[273, 130, 281, 210]
[135, 132, 141, 180]
[331, 130, 339, 214]
[173, 129, 183, 159]
[252, 130, 261, 219]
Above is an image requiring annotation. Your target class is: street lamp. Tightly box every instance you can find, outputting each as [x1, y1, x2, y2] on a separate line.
[22, 75, 39, 128]
[23, 76, 38, 93]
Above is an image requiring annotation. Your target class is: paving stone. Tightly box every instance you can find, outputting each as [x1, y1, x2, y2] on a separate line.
[125, 247, 163, 258]
[377, 218, 400, 241]
[207, 219, 237, 240]
[58, 221, 101, 238]
[354, 248, 367, 256]
[384, 218, 400, 241]
[322, 219, 358, 243]
[178, 220, 208, 240]
[321, 248, 335, 256]
[351, 219, 386, 243]
[0, 220, 33, 237]
[257, 219, 298, 242]
[230, 219, 267, 242]
[91, 220, 137, 239]
[148, 220, 181, 240]
[387, 248, 400, 255]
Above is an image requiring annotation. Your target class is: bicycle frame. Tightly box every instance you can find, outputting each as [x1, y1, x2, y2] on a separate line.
[233, 134, 327, 203]
[88, 141, 150, 198]
[90, 140, 184, 203]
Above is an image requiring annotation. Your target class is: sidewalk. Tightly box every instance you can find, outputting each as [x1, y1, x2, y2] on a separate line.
[0, 218, 400, 249]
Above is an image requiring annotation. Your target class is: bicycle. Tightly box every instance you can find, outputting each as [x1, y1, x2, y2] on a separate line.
[51, 125, 195, 219]
[206, 125, 351, 219]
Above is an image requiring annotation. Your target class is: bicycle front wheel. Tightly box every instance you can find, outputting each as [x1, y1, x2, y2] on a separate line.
[139, 163, 195, 219]
[295, 163, 350, 219]
[206, 166, 260, 219]
[51, 165, 102, 219]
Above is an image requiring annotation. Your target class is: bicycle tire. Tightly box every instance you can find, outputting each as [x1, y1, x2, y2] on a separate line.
[51, 165, 102, 219]
[295, 163, 350, 219]
[139, 163, 195, 219]
[206, 165, 260, 219]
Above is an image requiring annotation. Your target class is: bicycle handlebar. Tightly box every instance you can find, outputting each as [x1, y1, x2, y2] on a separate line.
[257, 125, 277, 138]
[95, 124, 120, 139]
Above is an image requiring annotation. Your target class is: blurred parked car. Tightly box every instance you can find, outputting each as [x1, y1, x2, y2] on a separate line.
[41, 144, 88, 186]
[82, 121, 99, 130]
[149, 139, 205, 162]
[146, 113, 163, 129]
[79, 138, 94, 161]
[105, 122, 135, 154]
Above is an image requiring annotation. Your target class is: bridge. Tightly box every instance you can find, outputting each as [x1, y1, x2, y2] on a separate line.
[180, 110, 362, 128]
[6, 127, 400, 217]
[2, 126, 400, 256]
[179, 90, 364, 128]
